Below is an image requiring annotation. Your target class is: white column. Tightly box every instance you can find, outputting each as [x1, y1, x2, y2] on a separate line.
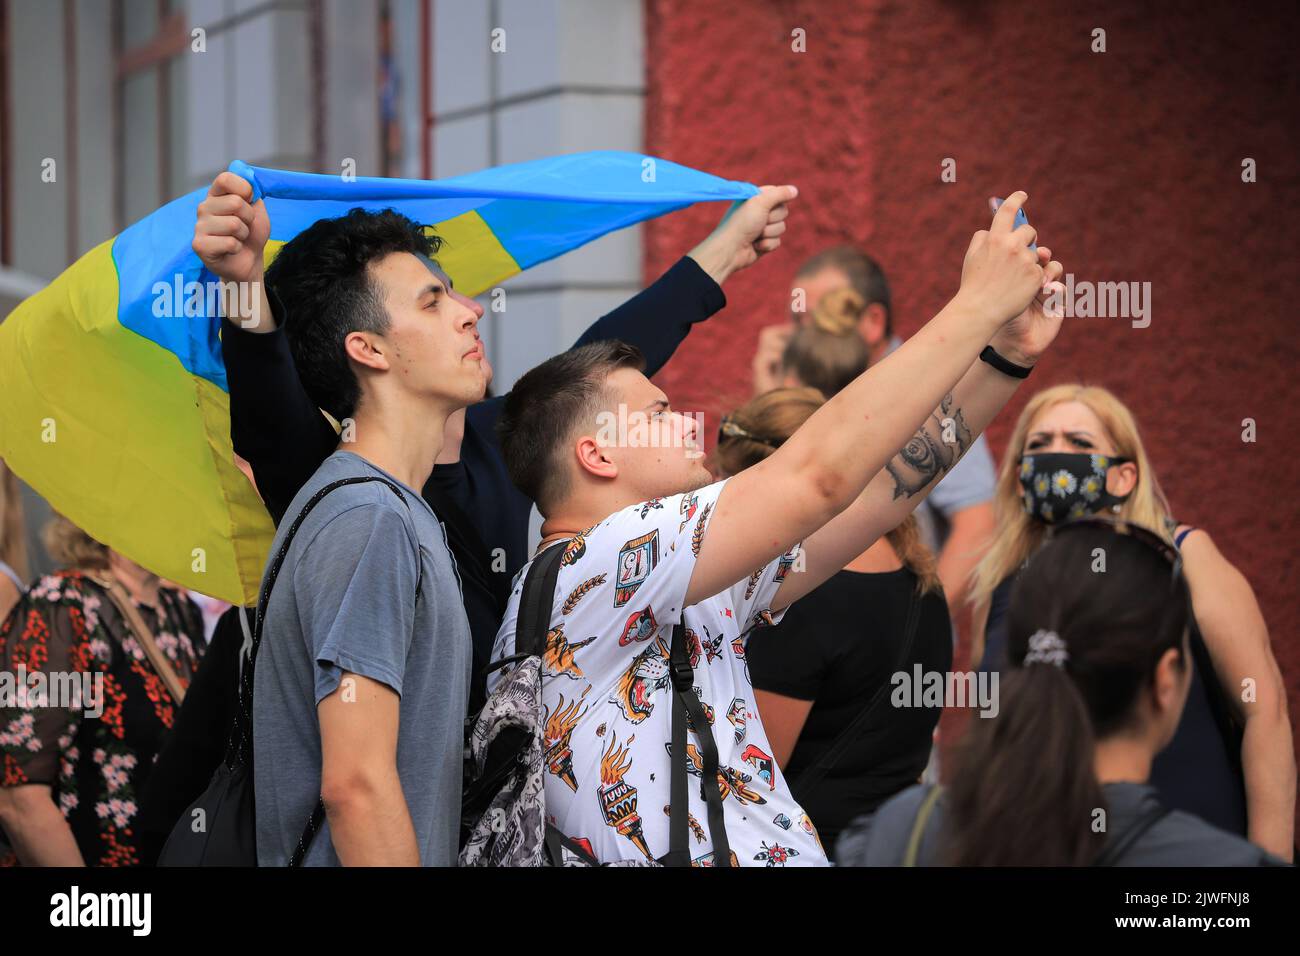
[431, 0, 646, 393]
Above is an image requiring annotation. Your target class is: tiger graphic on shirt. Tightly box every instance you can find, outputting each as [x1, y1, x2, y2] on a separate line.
[610, 635, 671, 724]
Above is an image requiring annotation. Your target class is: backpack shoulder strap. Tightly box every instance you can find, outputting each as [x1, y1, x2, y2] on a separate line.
[502, 546, 730, 868]
[516, 542, 568, 658]
[480, 542, 568, 682]
[660, 623, 733, 867]
[252, 475, 421, 648]
[903, 784, 943, 867]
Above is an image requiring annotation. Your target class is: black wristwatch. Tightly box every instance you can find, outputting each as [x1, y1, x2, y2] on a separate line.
[979, 345, 1033, 379]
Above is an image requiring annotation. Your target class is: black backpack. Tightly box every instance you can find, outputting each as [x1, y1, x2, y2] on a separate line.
[459, 540, 736, 866]
[157, 476, 418, 866]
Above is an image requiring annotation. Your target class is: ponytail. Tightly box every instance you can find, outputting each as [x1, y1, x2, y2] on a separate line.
[940, 520, 1191, 866]
[945, 665, 1105, 866]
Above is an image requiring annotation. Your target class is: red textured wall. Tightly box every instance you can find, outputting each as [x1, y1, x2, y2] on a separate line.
[644, 0, 1300, 791]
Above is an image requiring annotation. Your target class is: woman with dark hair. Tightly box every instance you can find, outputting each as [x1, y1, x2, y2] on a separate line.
[713, 387, 952, 854]
[843, 519, 1286, 866]
[968, 384, 1293, 859]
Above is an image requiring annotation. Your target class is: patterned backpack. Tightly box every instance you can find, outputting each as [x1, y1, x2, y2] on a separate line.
[458, 540, 734, 867]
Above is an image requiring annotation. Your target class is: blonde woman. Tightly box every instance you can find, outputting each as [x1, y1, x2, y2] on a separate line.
[0, 462, 28, 624]
[713, 388, 953, 853]
[968, 384, 1294, 860]
[0, 516, 203, 866]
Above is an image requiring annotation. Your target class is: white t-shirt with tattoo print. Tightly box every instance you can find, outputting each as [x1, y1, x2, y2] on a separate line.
[489, 478, 827, 867]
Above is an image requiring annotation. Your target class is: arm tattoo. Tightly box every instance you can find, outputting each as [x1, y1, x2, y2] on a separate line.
[885, 393, 974, 500]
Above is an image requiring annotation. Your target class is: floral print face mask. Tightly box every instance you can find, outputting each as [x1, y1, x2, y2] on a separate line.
[1017, 452, 1133, 524]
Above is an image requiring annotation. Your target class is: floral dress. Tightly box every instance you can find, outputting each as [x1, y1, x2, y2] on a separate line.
[0, 571, 204, 866]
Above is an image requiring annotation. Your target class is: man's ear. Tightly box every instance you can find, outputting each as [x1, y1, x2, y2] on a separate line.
[858, 302, 888, 348]
[574, 434, 618, 481]
[344, 330, 389, 372]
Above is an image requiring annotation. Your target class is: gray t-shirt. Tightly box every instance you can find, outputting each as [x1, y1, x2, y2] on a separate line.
[253, 451, 471, 866]
[840, 781, 1287, 866]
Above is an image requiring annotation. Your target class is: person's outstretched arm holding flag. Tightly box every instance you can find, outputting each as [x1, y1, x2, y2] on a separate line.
[206, 171, 795, 712]
[216, 178, 793, 528]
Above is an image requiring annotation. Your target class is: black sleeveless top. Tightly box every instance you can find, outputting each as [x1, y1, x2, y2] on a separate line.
[747, 568, 953, 849]
[977, 529, 1248, 837]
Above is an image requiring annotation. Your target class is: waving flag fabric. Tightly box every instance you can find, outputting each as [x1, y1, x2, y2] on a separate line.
[0, 151, 757, 604]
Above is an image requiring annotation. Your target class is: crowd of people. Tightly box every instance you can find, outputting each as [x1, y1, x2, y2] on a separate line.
[0, 174, 1293, 867]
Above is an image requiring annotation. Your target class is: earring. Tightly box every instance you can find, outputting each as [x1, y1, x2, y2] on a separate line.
[1111, 503, 1122, 513]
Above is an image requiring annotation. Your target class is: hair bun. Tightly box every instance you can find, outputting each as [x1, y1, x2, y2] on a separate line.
[809, 287, 865, 336]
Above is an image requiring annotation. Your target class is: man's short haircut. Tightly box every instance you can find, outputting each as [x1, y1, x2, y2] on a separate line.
[796, 245, 892, 337]
[265, 207, 442, 422]
[497, 340, 646, 512]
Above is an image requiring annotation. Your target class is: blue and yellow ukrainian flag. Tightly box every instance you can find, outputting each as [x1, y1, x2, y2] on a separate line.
[0, 151, 757, 604]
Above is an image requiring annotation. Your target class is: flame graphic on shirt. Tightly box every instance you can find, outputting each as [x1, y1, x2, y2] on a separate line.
[598, 732, 652, 860]
[543, 687, 590, 792]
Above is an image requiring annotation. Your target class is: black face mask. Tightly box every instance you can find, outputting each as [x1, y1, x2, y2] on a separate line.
[1017, 452, 1133, 524]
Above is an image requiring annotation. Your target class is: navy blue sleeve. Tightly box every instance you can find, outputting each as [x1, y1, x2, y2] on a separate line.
[570, 256, 725, 377]
[221, 290, 338, 526]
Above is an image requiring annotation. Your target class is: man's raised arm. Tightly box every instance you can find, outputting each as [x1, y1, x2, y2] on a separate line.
[772, 249, 1065, 611]
[195, 171, 339, 524]
[686, 192, 1051, 606]
[572, 186, 796, 377]
[462, 186, 797, 458]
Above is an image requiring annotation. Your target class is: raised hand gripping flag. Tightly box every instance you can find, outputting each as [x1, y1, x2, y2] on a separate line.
[0, 151, 757, 604]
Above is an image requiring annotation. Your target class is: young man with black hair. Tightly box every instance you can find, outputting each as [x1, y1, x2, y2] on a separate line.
[194, 173, 485, 865]
[490, 193, 1067, 865]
